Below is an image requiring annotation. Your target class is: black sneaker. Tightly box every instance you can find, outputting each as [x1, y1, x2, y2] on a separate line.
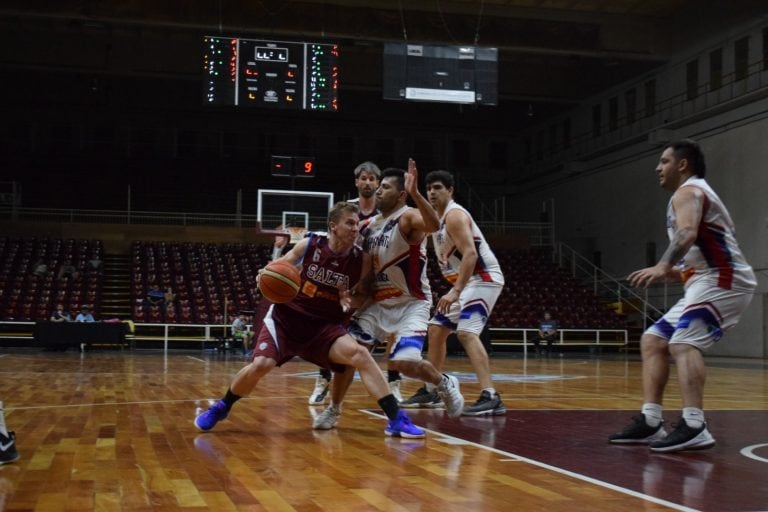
[649, 418, 715, 453]
[608, 414, 668, 444]
[400, 386, 443, 408]
[0, 431, 20, 465]
[462, 390, 506, 416]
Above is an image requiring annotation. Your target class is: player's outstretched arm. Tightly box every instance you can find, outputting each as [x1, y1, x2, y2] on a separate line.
[403, 158, 440, 235]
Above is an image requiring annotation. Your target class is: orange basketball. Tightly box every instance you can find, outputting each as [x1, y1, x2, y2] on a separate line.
[259, 260, 301, 303]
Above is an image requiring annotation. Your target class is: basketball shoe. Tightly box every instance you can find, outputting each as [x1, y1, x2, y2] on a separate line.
[0, 432, 19, 465]
[649, 418, 715, 453]
[194, 401, 229, 432]
[608, 414, 668, 444]
[462, 390, 506, 416]
[385, 411, 426, 439]
[313, 405, 341, 430]
[400, 386, 443, 408]
[437, 374, 464, 418]
[309, 376, 331, 405]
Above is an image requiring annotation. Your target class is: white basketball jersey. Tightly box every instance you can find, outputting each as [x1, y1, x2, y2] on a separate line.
[362, 204, 432, 306]
[667, 177, 755, 291]
[432, 201, 504, 286]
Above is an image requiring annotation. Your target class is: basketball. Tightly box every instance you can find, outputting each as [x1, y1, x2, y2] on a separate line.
[259, 260, 301, 303]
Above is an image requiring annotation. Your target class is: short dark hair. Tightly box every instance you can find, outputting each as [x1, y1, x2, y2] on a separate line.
[425, 170, 455, 190]
[381, 168, 405, 191]
[664, 139, 706, 178]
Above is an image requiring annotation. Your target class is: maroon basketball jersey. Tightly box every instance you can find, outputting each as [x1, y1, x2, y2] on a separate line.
[277, 234, 364, 323]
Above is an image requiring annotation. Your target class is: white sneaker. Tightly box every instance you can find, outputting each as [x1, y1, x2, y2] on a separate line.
[309, 376, 331, 405]
[389, 379, 404, 402]
[437, 374, 464, 418]
[312, 405, 341, 430]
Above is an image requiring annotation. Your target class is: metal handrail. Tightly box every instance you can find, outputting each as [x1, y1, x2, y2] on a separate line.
[555, 242, 680, 330]
[0, 205, 553, 240]
[489, 327, 628, 357]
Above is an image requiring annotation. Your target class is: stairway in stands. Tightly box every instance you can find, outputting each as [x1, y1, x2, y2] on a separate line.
[100, 254, 131, 319]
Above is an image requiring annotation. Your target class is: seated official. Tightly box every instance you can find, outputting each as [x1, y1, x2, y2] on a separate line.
[531, 311, 558, 356]
[231, 312, 255, 354]
[75, 306, 96, 323]
[50, 304, 72, 323]
[144, 283, 165, 311]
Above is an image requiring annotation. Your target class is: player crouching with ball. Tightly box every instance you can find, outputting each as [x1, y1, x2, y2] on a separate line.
[195, 201, 424, 438]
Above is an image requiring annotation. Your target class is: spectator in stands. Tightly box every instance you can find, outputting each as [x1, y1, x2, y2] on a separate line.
[531, 311, 558, 356]
[144, 283, 165, 312]
[32, 259, 49, 278]
[57, 260, 79, 281]
[231, 312, 255, 355]
[75, 305, 95, 323]
[87, 256, 102, 271]
[164, 302, 177, 323]
[164, 287, 176, 304]
[50, 304, 71, 323]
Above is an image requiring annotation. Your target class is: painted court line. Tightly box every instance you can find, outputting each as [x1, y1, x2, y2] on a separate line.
[740, 443, 768, 464]
[360, 409, 700, 512]
[8, 394, 372, 410]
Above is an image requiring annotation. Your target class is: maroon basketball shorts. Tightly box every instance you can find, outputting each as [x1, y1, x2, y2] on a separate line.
[253, 304, 348, 372]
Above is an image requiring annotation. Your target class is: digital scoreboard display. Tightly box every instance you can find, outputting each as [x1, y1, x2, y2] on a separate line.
[204, 36, 339, 111]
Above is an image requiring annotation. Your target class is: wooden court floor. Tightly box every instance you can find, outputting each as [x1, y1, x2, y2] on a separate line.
[0, 348, 766, 512]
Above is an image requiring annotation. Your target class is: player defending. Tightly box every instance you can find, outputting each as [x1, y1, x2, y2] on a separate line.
[312, 160, 464, 430]
[195, 202, 424, 438]
[304, 161, 404, 404]
[400, 170, 506, 416]
[608, 139, 755, 452]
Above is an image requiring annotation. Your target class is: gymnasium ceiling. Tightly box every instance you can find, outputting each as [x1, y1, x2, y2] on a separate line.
[2, 1, 768, 128]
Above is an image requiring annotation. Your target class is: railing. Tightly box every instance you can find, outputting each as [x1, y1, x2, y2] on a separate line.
[554, 242, 682, 330]
[0, 321, 253, 353]
[489, 327, 628, 357]
[0, 206, 263, 227]
[2, 321, 626, 356]
[514, 55, 768, 179]
[0, 321, 35, 339]
[0, 205, 552, 242]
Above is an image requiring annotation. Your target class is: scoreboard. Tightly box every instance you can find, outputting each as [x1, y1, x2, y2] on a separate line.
[204, 36, 339, 111]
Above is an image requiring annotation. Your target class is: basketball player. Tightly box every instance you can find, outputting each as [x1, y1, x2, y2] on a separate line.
[399, 170, 506, 416]
[305, 161, 405, 404]
[349, 160, 381, 220]
[195, 202, 425, 438]
[0, 401, 19, 465]
[609, 139, 756, 452]
[348, 161, 405, 400]
[312, 160, 464, 430]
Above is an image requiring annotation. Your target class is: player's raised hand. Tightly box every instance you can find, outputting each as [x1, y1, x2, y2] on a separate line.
[405, 158, 418, 197]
